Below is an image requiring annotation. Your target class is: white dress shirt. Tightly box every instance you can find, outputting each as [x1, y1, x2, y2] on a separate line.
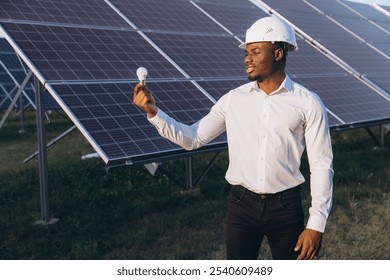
[148, 75, 333, 232]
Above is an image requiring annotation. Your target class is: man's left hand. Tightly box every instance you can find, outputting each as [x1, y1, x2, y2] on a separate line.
[294, 228, 322, 260]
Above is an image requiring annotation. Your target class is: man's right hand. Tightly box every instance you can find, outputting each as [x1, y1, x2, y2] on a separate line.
[133, 82, 157, 118]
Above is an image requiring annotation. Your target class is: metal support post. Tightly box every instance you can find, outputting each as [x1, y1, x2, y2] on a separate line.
[19, 92, 26, 133]
[365, 127, 381, 147]
[380, 124, 390, 146]
[33, 76, 58, 225]
[380, 125, 385, 147]
[186, 156, 193, 189]
[184, 152, 221, 190]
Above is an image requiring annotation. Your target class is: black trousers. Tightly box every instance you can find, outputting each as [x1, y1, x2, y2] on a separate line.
[226, 184, 304, 260]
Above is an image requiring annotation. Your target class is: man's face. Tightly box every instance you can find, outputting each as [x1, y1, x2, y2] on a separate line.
[244, 42, 281, 82]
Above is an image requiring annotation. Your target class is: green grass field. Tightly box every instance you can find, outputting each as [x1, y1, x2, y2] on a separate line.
[0, 110, 389, 259]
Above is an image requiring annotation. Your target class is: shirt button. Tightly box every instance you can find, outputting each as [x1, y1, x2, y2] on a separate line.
[261, 195, 266, 199]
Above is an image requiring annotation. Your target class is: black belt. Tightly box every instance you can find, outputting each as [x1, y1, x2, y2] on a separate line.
[231, 184, 301, 200]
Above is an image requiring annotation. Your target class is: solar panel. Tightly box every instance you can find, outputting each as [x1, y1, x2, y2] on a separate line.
[342, 1, 390, 23]
[0, 0, 128, 28]
[342, 1, 390, 43]
[110, 0, 227, 34]
[286, 37, 346, 77]
[196, 79, 247, 101]
[194, 0, 266, 37]
[1, 23, 184, 82]
[146, 32, 245, 79]
[51, 81, 226, 166]
[306, 0, 390, 57]
[294, 75, 390, 124]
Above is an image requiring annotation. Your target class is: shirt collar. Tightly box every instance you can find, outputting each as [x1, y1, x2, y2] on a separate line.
[251, 74, 293, 95]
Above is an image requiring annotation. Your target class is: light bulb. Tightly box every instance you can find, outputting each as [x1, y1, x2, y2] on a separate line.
[136, 67, 148, 84]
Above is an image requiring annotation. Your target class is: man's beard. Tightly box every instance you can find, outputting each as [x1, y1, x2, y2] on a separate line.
[247, 74, 263, 82]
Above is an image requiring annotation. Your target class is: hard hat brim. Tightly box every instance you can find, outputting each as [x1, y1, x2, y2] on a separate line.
[238, 41, 298, 51]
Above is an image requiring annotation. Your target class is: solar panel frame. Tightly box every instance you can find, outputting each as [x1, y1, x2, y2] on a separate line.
[378, 4, 390, 14]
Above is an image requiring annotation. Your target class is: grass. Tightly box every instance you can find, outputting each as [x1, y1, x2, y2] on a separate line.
[0, 109, 389, 260]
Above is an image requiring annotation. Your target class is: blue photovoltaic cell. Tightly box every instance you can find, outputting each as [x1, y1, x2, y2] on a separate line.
[147, 32, 245, 79]
[52, 81, 226, 165]
[0, 0, 128, 28]
[0, 22, 183, 82]
[110, 0, 227, 34]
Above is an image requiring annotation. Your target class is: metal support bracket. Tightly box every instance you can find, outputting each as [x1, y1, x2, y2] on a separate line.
[185, 152, 221, 190]
[366, 124, 390, 148]
[23, 125, 77, 163]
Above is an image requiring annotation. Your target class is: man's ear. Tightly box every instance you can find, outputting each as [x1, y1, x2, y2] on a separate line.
[275, 48, 284, 62]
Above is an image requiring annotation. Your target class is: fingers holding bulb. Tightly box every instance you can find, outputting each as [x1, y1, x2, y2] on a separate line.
[133, 83, 156, 116]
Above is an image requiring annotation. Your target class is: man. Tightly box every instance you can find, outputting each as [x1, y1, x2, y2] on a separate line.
[133, 16, 333, 260]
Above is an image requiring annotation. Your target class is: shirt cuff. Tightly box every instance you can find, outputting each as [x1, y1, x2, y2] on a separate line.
[148, 108, 167, 127]
[306, 214, 327, 233]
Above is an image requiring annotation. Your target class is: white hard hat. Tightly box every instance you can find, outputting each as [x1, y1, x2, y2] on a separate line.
[239, 16, 298, 51]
